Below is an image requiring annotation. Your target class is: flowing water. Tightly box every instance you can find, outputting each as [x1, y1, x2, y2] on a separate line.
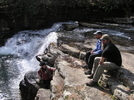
[0, 22, 134, 100]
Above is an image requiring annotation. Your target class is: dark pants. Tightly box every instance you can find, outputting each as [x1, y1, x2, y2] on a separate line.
[85, 51, 101, 70]
[39, 79, 52, 89]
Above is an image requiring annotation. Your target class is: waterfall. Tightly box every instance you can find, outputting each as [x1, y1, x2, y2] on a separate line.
[0, 23, 63, 100]
[0, 21, 79, 100]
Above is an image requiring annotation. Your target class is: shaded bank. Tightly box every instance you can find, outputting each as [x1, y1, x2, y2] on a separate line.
[0, 0, 134, 31]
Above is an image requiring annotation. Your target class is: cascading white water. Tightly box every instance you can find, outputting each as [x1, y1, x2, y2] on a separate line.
[0, 24, 61, 100]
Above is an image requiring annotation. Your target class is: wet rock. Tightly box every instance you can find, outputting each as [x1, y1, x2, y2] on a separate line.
[19, 80, 28, 100]
[113, 18, 134, 24]
[62, 21, 79, 31]
[122, 28, 134, 33]
[20, 70, 54, 100]
[41, 53, 57, 67]
[19, 71, 40, 100]
[41, 42, 64, 67]
[79, 22, 106, 29]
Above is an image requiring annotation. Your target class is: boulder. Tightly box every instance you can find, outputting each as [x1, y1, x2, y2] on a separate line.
[99, 73, 134, 100]
[62, 21, 79, 31]
[19, 71, 40, 100]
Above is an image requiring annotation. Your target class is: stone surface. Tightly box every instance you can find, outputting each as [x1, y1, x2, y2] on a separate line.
[19, 71, 40, 100]
[20, 29, 134, 100]
[59, 44, 81, 58]
[35, 88, 51, 100]
[62, 21, 79, 31]
[56, 31, 134, 100]
[51, 54, 112, 100]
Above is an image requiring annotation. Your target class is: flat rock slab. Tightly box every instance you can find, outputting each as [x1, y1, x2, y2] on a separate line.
[51, 55, 113, 100]
[121, 52, 134, 75]
[35, 88, 51, 100]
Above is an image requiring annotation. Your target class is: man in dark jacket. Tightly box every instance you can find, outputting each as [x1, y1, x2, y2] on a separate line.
[86, 34, 122, 86]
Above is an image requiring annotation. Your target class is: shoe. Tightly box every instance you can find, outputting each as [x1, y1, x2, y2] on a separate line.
[85, 70, 91, 75]
[88, 74, 93, 79]
[82, 65, 88, 69]
[86, 80, 98, 86]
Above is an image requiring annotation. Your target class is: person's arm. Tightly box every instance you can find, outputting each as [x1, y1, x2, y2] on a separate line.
[47, 66, 56, 71]
[92, 45, 97, 52]
[49, 67, 56, 71]
[93, 49, 102, 54]
[92, 40, 102, 54]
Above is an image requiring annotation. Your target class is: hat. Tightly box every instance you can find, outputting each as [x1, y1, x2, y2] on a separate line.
[100, 34, 111, 41]
[39, 62, 46, 66]
[93, 31, 102, 35]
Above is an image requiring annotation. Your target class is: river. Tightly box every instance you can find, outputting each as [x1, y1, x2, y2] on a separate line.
[0, 21, 134, 100]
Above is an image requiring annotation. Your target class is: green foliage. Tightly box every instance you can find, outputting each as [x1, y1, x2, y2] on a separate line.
[65, 95, 69, 99]
[0, 0, 47, 15]
[1, 0, 134, 18]
[90, 0, 133, 17]
[111, 95, 118, 100]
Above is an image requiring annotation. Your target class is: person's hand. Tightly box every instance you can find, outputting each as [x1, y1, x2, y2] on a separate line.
[99, 61, 105, 65]
[99, 57, 105, 65]
[90, 51, 94, 54]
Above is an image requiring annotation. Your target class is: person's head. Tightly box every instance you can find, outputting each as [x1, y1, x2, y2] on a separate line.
[93, 31, 102, 39]
[100, 34, 113, 44]
[40, 62, 47, 69]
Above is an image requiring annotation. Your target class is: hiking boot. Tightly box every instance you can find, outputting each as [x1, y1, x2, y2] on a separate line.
[82, 65, 88, 69]
[86, 80, 98, 86]
[85, 70, 91, 75]
[88, 74, 94, 79]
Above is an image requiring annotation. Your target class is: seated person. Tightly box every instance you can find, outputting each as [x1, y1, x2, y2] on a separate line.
[84, 31, 102, 75]
[86, 34, 122, 86]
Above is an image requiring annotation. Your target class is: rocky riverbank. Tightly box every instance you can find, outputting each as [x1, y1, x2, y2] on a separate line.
[19, 23, 134, 100]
